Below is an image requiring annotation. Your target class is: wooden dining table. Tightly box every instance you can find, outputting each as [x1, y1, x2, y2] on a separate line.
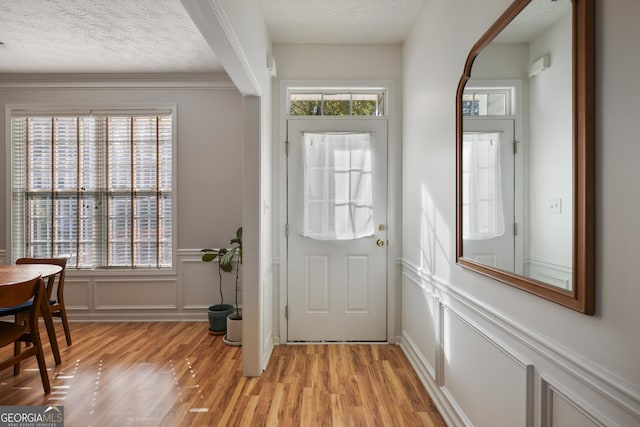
[0, 264, 62, 365]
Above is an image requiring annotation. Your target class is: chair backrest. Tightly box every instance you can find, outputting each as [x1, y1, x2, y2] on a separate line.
[16, 257, 67, 269]
[0, 276, 44, 317]
[16, 258, 67, 301]
[0, 275, 49, 393]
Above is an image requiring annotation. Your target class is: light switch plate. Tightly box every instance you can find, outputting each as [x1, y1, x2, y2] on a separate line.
[549, 198, 562, 214]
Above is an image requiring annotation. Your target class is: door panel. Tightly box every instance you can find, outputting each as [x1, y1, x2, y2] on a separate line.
[287, 119, 388, 341]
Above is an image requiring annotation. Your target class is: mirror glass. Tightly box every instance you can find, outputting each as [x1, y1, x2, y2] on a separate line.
[462, 0, 573, 289]
[456, 0, 595, 314]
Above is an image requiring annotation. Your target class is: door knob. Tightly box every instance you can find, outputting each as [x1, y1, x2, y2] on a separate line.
[376, 239, 385, 247]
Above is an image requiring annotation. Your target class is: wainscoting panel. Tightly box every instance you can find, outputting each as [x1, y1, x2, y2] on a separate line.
[399, 259, 640, 427]
[0, 249, 248, 321]
[182, 257, 219, 309]
[541, 378, 607, 427]
[180, 250, 240, 310]
[442, 307, 533, 427]
[181, 257, 213, 309]
[65, 279, 91, 311]
[401, 272, 438, 379]
[94, 279, 177, 310]
[550, 394, 601, 427]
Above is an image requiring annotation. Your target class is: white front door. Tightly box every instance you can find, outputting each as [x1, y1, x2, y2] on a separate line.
[287, 119, 388, 342]
[462, 118, 515, 271]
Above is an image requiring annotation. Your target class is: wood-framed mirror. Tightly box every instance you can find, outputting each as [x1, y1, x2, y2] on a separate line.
[455, 0, 595, 314]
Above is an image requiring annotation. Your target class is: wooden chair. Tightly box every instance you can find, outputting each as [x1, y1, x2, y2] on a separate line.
[16, 258, 72, 346]
[0, 276, 51, 393]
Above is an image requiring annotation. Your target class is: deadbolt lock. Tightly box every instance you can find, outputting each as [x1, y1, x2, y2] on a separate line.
[378, 224, 385, 231]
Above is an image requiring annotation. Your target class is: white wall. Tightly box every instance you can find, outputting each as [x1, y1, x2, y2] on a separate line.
[180, 0, 275, 376]
[402, 0, 640, 426]
[216, 0, 275, 376]
[528, 13, 573, 279]
[0, 76, 246, 320]
[470, 42, 529, 79]
[273, 44, 403, 81]
[272, 43, 404, 341]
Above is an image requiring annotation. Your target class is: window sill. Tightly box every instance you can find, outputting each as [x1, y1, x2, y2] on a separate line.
[66, 267, 177, 278]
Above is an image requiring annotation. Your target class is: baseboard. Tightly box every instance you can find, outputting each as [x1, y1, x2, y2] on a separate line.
[68, 313, 208, 322]
[398, 335, 467, 427]
[262, 336, 275, 372]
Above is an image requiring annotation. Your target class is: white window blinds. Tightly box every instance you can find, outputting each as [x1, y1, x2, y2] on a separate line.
[11, 113, 173, 268]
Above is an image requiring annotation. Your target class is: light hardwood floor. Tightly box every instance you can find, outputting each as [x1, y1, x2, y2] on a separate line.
[0, 322, 446, 426]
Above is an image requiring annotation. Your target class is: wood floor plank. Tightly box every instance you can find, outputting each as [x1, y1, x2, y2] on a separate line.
[0, 322, 446, 426]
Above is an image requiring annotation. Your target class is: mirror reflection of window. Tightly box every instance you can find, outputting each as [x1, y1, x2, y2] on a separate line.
[462, 90, 511, 116]
[462, 132, 505, 240]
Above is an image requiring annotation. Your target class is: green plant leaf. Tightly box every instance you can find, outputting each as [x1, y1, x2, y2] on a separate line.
[220, 247, 237, 272]
[201, 252, 218, 262]
[231, 227, 242, 244]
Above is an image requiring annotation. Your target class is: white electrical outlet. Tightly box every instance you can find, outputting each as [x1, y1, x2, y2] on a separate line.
[549, 198, 562, 214]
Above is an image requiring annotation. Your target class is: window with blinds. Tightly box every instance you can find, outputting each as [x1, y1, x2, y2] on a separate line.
[11, 113, 173, 269]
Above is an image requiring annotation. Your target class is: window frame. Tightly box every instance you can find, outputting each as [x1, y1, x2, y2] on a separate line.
[287, 88, 388, 117]
[6, 104, 178, 274]
[462, 86, 515, 117]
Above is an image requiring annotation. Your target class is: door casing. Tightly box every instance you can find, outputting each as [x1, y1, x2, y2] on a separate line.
[277, 79, 400, 344]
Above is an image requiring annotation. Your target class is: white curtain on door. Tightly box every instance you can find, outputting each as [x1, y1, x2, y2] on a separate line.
[302, 132, 375, 240]
[462, 132, 506, 240]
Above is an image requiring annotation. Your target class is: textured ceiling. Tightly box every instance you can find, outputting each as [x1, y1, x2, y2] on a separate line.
[0, 0, 223, 73]
[260, 0, 424, 44]
[0, 0, 425, 75]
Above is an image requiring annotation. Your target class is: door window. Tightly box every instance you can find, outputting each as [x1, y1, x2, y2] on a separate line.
[302, 132, 374, 240]
[462, 132, 506, 240]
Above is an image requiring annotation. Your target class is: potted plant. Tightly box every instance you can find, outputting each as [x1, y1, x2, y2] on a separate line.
[219, 227, 242, 345]
[201, 247, 234, 335]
